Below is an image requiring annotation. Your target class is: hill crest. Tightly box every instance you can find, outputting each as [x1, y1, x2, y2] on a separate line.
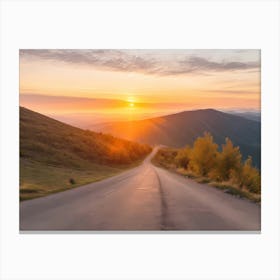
[20, 106, 151, 168]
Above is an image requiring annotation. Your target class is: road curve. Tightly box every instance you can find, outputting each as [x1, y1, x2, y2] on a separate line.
[20, 148, 260, 231]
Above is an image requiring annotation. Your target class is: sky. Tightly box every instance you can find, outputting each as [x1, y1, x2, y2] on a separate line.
[19, 49, 260, 126]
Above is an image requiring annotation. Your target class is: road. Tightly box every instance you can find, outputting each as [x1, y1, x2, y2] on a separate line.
[20, 148, 261, 231]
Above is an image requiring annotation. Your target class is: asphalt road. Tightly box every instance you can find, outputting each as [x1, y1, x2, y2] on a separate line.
[20, 148, 261, 231]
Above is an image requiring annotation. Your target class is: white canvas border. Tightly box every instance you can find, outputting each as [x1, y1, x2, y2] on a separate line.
[1, 0, 280, 279]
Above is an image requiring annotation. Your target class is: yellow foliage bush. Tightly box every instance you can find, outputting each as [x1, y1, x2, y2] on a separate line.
[230, 156, 261, 193]
[175, 146, 191, 169]
[188, 132, 218, 176]
[215, 138, 242, 181]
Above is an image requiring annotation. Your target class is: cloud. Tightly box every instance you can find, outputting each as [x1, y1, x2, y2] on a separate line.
[20, 49, 157, 73]
[20, 49, 259, 76]
[201, 89, 259, 95]
[181, 56, 259, 72]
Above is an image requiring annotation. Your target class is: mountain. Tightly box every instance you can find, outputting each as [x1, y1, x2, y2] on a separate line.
[20, 107, 151, 200]
[20, 106, 151, 167]
[96, 109, 261, 168]
[224, 110, 261, 122]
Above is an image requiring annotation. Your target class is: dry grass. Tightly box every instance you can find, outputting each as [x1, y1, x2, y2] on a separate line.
[209, 181, 261, 203]
[20, 158, 141, 201]
[20, 107, 151, 200]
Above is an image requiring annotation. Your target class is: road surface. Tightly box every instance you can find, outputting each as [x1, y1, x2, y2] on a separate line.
[20, 148, 261, 231]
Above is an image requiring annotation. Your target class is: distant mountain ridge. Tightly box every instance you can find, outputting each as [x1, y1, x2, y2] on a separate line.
[224, 110, 261, 122]
[96, 109, 261, 168]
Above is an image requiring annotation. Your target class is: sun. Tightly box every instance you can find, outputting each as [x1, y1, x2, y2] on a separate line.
[127, 96, 136, 109]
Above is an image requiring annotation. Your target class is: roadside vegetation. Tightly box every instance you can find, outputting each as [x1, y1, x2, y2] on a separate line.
[20, 107, 152, 200]
[20, 158, 143, 200]
[152, 132, 261, 203]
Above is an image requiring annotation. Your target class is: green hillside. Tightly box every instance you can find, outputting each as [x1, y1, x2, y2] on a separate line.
[20, 107, 151, 200]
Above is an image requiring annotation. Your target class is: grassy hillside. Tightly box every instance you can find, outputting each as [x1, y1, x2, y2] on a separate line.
[97, 109, 261, 168]
[20, 107, 151, 200]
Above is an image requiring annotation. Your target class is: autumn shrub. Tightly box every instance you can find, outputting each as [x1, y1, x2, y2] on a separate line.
[188, 132, 218, 176]
[175, 146, 191, 169]
[214, 138, 242, 181]
[230, 156, 261, 193]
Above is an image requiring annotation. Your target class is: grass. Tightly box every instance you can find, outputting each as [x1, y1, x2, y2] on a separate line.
[195, 177, 212, 184]
[20, 158, 141, 201]
[174, 167, 260, 203]
[20, 107, 152, 200]
[209, 182, 261, 203]
[180, 169, 260, 203]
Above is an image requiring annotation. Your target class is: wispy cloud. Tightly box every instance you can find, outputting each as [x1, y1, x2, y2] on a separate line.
[20, 49, 260, 76]
[201, 89, 259, 95]
[181, 56, 259, 72]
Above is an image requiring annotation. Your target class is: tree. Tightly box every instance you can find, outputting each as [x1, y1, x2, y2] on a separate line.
[216, 138, 242, 181]
[188, 132, 218, 176]
[230, 156, 261, 193]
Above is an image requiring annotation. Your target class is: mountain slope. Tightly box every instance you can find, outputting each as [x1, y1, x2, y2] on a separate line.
[20, 107, 151, 200]
[97, 109, 261, 168]
[225, 110, 261, 122]
[20, 107, 151, 167]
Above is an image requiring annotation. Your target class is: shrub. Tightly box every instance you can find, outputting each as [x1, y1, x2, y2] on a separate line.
[230, 156, 261, 193]
[215, 138, 242, 181]
[175, 146, 191, 169]
[69, 178, 76, 185]
[188, 132, 218, 176]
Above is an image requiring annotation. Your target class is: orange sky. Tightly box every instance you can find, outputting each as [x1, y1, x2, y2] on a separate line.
[19, 49, 260, 123]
